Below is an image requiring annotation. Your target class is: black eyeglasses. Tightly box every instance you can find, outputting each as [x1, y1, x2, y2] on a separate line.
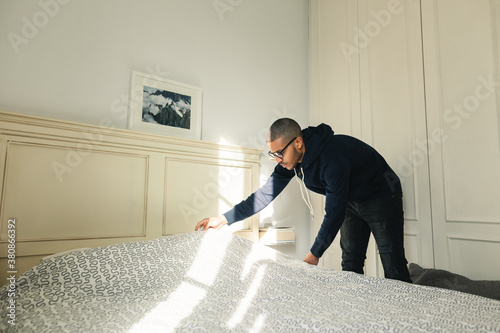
[268, 137, 297, 159]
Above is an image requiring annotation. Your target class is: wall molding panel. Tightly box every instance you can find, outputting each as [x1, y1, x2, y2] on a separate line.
[1, 141, 149, 242]
[447, 236, 500, 280]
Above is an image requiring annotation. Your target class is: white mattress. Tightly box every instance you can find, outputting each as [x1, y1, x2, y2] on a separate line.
[1, 230, 499, 332]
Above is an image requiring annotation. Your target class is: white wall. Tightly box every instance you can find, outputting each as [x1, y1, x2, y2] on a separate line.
[0, 0, 311, 259]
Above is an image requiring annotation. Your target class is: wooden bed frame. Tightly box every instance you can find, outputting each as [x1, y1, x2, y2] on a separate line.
[0, 111, 261, 283]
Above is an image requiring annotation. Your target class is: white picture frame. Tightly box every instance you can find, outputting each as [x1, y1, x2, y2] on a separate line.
[128, 71, 202, 140]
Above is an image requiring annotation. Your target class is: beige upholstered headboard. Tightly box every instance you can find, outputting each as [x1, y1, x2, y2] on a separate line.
[0, 111, 261, 282]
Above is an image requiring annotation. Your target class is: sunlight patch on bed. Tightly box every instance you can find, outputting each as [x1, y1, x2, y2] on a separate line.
[129, 231, 233, 332]
[250, 313, 267, 333]
[227, 264, 267, 329]
[241, 241, 277, 280]
[187, 230, 232, 286]
[127, 282, 206, 333]
[129, 229, 273, 332]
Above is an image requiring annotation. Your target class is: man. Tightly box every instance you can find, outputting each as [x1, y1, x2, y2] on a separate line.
[195, 118, 411, 283]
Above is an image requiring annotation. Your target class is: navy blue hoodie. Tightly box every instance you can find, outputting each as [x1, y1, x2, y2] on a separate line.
[224, 124, 401, 258]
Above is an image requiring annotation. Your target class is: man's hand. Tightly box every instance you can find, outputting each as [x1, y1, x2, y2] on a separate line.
[303, 251, 319, 266]
[195, 216, 228, 231]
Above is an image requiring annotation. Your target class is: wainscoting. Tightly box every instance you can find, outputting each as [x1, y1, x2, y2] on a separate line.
[0, 111, 261, 283]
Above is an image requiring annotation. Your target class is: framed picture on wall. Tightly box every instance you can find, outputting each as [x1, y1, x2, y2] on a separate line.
[128, 71, 202, 140]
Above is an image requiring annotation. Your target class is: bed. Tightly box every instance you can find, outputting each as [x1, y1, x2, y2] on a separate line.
[1, 230, 499, 332]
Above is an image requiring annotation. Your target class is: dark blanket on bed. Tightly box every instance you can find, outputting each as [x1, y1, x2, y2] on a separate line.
[409, 263, 500, 301]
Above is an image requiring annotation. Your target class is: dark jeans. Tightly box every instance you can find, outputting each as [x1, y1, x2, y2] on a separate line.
[340, 193, 412, 283]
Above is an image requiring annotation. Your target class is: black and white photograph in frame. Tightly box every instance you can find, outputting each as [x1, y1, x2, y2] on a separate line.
[128, 71, 202, 140]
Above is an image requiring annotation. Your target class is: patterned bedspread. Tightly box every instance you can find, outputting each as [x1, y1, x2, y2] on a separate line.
[1, 230, 499, 332]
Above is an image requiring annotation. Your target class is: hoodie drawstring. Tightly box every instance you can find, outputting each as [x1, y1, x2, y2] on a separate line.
[294, 167, 314, 220]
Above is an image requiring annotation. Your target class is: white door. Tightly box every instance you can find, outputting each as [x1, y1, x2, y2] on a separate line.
[422, 0, 500, 280]
[310, 0, 435, 276]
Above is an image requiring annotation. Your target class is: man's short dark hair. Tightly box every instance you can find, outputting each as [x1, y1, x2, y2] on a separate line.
[267, 118, 302, 143]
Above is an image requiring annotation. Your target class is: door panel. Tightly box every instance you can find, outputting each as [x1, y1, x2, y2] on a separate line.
[310, 0, 434, 276]
[422, 0, 500, 279]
